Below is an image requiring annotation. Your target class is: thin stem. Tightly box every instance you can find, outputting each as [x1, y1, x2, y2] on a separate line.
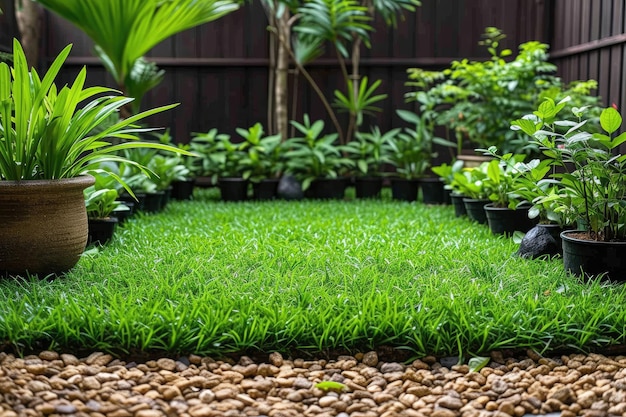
[270, 28, 345, 144]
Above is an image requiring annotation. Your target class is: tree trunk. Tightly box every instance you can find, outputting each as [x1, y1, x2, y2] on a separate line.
[15, 0, 41, 68]
[275, 9, 291, 142]
[267, 9, 277, 135]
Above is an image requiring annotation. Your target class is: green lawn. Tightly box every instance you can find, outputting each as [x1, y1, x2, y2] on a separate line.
[1, 189, 625, 359]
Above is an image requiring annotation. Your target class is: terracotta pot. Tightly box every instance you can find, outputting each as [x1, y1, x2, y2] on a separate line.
[0, 176, 95, 277]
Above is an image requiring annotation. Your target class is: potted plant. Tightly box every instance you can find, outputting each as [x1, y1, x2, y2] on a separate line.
[0, 40, 188, 277]
[405, 27, 603, 158]
[237, 123, 284, 200]
[512, 97, 626, 279]
[169, 150, 196, 200]
[449, 163, 492, 224]
[147, 154, 190, 209]
[84, 182, 128, 246]
[431, 160, 464, 205]
[343, 127, 399, 198]
[153, 129, 195, 201]
[118, 148, 166, 212]
[84, 170, 132, 245]
[478, 146, 550, 235]
[188, 128, 230, 187]
[386, 110, 454, 201]
[283, 115, 353, 199]
[189, 129, 249, 201]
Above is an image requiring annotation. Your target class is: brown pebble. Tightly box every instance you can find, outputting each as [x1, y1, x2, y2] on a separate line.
[39, 351, 59, 361]
[269, 352, 283, 367]
[55, 404, 78, 414]
[362, 351, 379, 367]
[156, 358, 177, 371]
[431, 409, 458, 417]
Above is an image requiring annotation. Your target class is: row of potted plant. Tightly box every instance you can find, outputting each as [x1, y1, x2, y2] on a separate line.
[433, 97, 626, 280]
[188, 111, 455, 201]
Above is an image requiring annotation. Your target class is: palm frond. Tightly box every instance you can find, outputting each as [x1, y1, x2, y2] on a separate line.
[35, 0, 238, 104]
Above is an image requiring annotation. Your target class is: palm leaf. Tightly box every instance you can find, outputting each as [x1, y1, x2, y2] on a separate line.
[35, 0, 238, 104]
[295, 0, 372, 58]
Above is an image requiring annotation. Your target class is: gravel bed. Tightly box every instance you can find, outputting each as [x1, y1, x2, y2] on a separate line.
[1, 349, 626, 417]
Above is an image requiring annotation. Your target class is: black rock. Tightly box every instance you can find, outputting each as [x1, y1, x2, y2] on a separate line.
[277, 175, 304, 200]
[439, 356, 459, 368]
[516, 225, 559, 259]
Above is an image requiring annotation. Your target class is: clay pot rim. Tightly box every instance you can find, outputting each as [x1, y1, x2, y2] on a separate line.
[0, 175, 95, 193]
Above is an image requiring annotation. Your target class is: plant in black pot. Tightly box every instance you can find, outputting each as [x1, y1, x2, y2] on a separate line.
[152, 130, 195, 200]
[448, 163, 492, 224]
[512, 97, 626, 280]
[478, 146, 550, 235]
[343, 127, 398, 198]
[237, 123, 284, 200]
[188, 128, 230, 187]
[386, 110, 455, 202]
[283, 115, 353, 199]
[212, 134, 250, 202]
[147, 154, 190, 209]
[84, 174, 130, 247]
[0, 39, 188, 277]
[118, 148, 165, 212]
[189, 130, 249, 201]
[431, 160, 464, 205]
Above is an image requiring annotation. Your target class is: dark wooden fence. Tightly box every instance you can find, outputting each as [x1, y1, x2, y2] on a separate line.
[31, 0, 547, 142]
[0, 0, 17, 54]
[548, 0, 626, 113]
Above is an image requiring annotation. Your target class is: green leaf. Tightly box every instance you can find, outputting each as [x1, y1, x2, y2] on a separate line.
[468, 356, 490, 373]
[36, 0, 238, 115]
[510, 118, 539, 137]
[315, 381, 347, 392]
[600, 107, 622, 135]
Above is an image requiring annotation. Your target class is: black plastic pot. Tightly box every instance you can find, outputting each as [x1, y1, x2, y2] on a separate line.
[143, 191, 165, 213]
[419, 178, 447, 204]
[112, 204, 133, 225]
[390, 178, 419, 202]
[306, 178, 349, 200]
[252, 179, 280, 200]
[88, 217, 118, 246]
[354, 177, 383, 199]
[171, 179, 195, 200]
[484, 203, 537, 236]
[119, 192, 146, 212]
[450, 193, 467, 217]
[463, 198, 490, 224]
[218, 177, 249, 202]
[561, 230, 626, 281]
